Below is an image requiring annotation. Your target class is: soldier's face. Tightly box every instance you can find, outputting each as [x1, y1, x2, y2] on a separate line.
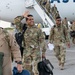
[73, 21, 75, 25]
[26, 16, 34, 26]
[56, 19, 61, 25]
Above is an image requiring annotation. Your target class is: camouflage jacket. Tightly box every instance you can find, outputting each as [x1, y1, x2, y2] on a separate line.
[24, 25, 46, 56]
[13, 16, 26, 47]
[48, 24, 70, 45]
[70, 24, 75, 31]
[0, 27, 21, 61]
[13, 16, 25, 32]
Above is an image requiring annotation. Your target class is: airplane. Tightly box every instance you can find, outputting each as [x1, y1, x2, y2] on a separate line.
[51, 0, 75, 22]
[0, 0, 42, 23]
[0, 0, 75, 23]
[0, 0, 74, 38]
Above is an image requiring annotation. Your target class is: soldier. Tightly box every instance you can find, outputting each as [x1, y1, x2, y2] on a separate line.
[0, 27, 22, 75]
[51, 4, 58, 19]
[45, 0, 51, 16]
[36, 0, 42, 5]
[55, 11, 60, 19]
[62, 17, 69, 30]
[22, 12, 46, 75]
[37, 23, 41, 28]
[41, 0, 47, 8]
[48, 16, 70, 70]
[13, 13, 28, 57]
[70, 20, 75, 44]
[13, 16, 27, 33]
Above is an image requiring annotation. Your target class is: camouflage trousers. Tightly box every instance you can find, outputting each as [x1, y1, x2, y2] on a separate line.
[54, 43, 66, 64]
[72, 37, 75, 44]
[23, 54, 41, 75]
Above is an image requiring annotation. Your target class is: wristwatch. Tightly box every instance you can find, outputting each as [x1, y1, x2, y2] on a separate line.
[15, 61, 22, 64]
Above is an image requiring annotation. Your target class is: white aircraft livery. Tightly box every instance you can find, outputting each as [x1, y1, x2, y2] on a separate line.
[0, 0, 75, 23]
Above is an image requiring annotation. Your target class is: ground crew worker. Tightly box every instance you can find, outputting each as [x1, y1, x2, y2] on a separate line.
[48, 16, 70, 70]
[22, 11, 46, 75]
[70, 20, 75, 44]
[0, 27, 22, 75]
[37, 23, 41, 28]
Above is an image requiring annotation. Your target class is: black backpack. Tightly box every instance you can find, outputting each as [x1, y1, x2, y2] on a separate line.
[37, 58, 54, 75]
[70, 31, 75, 37]
[42, 1, 47, 5]
[15, 24, 27, 57]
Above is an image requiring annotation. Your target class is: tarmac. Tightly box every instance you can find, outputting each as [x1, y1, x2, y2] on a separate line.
[12, 39, 75, 75]
[46, 40, 75, 75]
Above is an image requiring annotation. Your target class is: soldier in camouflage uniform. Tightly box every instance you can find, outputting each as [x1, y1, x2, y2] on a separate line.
[48, 16, 70, 70]
[51, 4, 58, 19]
[62, 17, 69, 30]
[45, 0, 51, 16]
[41, 0, 47, 9]
[70, 20, 75, 44]
[36, 0, 42, 5]
[55, 11, 60, 19]
[0, 27, 22, 75]
[13, 14, 27, 57]
[13, 16, 26, 33]
[22, 12, 46, 75]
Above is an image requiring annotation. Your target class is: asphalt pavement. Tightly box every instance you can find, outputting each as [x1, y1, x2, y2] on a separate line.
[46, 40, 75, 75]
[12, 39, 75, 75]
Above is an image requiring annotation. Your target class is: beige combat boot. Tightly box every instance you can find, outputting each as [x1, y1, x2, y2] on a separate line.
[60, 63, 64, 70]
[58, 60, 61, 66]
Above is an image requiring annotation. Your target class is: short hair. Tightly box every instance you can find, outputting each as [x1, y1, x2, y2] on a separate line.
[26, 14, 33, 21]
[64, 17, 67, 19]
[56, 16, 61, 19]
[14, 16, 21, 19]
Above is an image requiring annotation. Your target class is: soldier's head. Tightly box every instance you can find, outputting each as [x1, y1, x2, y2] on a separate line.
[72, 20, 75, 25]
[54, 4, 56, 7]
[64, 17, 67, 21]
[13, 16, 23, 30]
[55, 16, 61, 25]
[26, 14, 34, 27]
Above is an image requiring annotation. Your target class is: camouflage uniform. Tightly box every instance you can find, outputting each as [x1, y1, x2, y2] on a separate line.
[23, 25, 46, 75]
[51, 5, 58, 19]
[71, 24, 75, 31]
[37, 23, 41, 28]
[0, 27, 21, 75]
[62, 18, 68, 30]
[55, 11, 60, 19]
[48, 24, 69, 67]
[41, 0, 47, 8]
[45, 0, 51, 16]
[13, 16, 25, 32]
[36, 0, 42, 5]
[70, 23, 75, 44]
[13, 16, 26, 57]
